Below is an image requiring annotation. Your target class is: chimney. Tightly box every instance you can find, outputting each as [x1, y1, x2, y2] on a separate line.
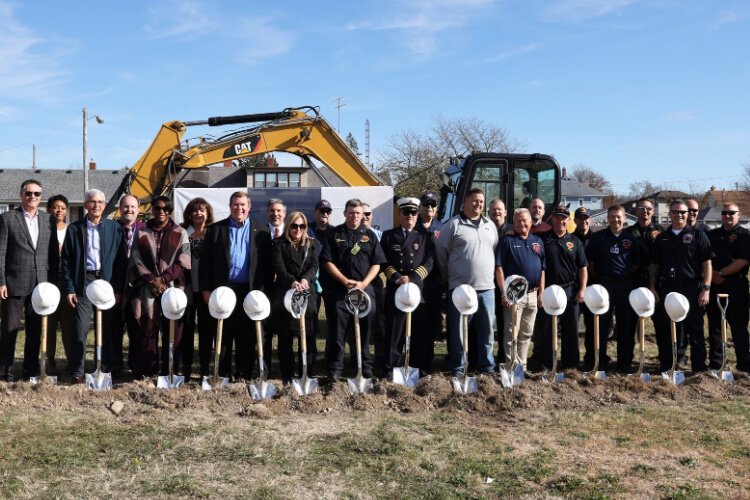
[562, 167, 567, 179]
[223, 160, 233, 168]
[89, 160, 96, 170]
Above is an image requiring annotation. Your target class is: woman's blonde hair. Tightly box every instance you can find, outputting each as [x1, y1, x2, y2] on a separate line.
[284, 211, 310, 246]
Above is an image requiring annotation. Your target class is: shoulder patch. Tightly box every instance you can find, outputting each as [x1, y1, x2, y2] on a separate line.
[622, 239, 632, 249]
[683, 233, 693, 244]
[565, 241, 575, 251]
[532, 242, 541, 254]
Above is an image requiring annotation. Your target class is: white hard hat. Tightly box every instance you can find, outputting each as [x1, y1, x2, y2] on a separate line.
[504, 275, 529, 303]
[664, 292, 690, 322]
[541, 285, 567, 316]
[161, 287, 188, 321]
[452, 285, 478, 315]
[345, 288, 372, 318]
[244, 290, 271, 321]
[395, 282, 421, 313]
[629, 287, 656, 318]
[85, 279, 116, 311]
[283, 289, 309, 319]
[31, 282, 61, 316]
[208, 286, 237, 320]
[583, 284, 610, 315]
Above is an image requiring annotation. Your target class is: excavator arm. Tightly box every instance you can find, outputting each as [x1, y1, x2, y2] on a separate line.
[107, 106, 382, 215]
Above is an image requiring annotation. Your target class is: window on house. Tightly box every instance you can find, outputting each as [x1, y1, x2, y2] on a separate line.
[0, 204, 8, 213]
[579, 199, 584, 206]
[253, 172, 302, 188]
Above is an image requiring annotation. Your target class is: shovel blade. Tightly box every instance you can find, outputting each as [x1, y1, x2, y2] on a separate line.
[392, 366, 420, 388]
[201, 376, 229, 391]
[85, 370, 112, 391]
[594, 371, 606, 381]
[629, 372, 651, 383]
[451, 375, 478, 394]
[30, 375, 58, 385]
[661, 370, 685, 385]
[541, 370, 563, 383]
[347, 376, 374, 395]
[500, 364, 525, 388]
[157, 375, 185, 389]
[248, 381, 277, 400]
[292, 377, 319, 396]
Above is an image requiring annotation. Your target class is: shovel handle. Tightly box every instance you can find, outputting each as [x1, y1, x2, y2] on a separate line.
[169, 320, 175, 380]
[462, 314, 469, 353]
[353, 315, 364, 375]
[593, 314, 600, 350]
[213, 319, 223, 380]
[511, 304, 518, 342]
[551, 315, 558, 353]
[299, 316, 307, 355]
[41, 315, 48, 355]
[717, 294, 729, 342]
[639, 317, 646, 353]
[670, 320, 677, 344]
[95, 309, 103, 371]
[404, 311, 412, 370]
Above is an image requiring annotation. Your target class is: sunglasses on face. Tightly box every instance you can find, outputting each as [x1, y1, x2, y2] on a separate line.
[318, 209, 332, 215]
[401, 209, 418, 216]
[421, 202, 437, 208]
[671, 210, 687, 215]
[687, 208, 699, 213]
[363, 212, 372, 217]
[722, 210, 738, 216]
[289, 223, 307, 230]
[636, 206, 653, 212]
[24, 191, 41, 197]
[152, 206, 170, 213]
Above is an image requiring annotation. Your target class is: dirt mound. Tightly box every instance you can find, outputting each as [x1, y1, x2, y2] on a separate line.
[1, 371, 748, 420]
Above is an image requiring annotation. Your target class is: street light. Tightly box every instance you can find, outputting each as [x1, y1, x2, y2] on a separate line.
[82, 107, 104, 198]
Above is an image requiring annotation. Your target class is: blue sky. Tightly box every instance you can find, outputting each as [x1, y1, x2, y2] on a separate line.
[0, 0, 748, 195]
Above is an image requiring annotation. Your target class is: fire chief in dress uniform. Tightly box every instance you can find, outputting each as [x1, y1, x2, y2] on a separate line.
[381, 197, 434, 376]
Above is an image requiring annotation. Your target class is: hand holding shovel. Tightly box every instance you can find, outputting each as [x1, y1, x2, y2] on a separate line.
[541, 285, 567, 383]
[157, 288, 188, 389]
[662, 292, 689, 385]
[345, 288, 374, 395]
[84, 280, 116, 390]
[202, 287, 236, 391]
[244, 290, 277, 399]
[711, 294, 733, 383]
[392, 283, 421, 388]
[30, 282, 61, 385]
[500, 275, 528, 388]
[284, 290, 318, 396]
[451, 285, 479, 394]
[584, 284, 609, 381]
[629, 287, 656, 382]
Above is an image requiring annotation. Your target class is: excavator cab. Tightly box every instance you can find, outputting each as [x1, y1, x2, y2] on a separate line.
[438, 153, 561, 222]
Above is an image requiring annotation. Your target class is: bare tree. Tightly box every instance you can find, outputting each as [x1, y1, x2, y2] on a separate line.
[742, 161, 750, 190]
[569, 164, 613, 194]
[628, 179, 664, 199]
[345, 132, 359, 154]
[377, 115, 521, 198]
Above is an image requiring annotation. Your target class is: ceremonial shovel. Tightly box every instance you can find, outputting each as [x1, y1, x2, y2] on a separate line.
[346, 288, 374, 395]
[661, 292, 688, 385]
[540, 285, 566, 383]
[30, 282, 60, 385]
[500, 275, 528, 388]
[85, 280, 115, 391]
[202, 287, 235, 391]
[710, 294, 733, 383]
[584, 285, 609, 381]
[451, 285, 479, 394]
[290, 291, 318, 396]
[629, 287, 656, 383]
[392, 283, 421, 388]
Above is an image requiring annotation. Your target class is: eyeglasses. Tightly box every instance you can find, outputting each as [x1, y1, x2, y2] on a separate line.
[687, 208, 699, 213]
[24, 191, 42, 197]
[363, 212, 372, 217]
[318, 208, 332, 215]
[289, 223, 307, 230]
[671, 210, 688, 215]
[722, 210, 738, 216]
[152, 206, 170, 213]
[401, 209, 418, 216]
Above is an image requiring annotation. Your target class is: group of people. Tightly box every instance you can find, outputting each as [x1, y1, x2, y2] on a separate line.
[0, 178, 748, 386]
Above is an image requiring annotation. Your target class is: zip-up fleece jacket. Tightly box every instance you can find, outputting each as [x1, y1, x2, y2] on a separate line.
[435, 213, 499, 290]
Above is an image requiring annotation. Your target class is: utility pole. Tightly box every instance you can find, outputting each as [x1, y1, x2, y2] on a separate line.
[331, 96, 346, 133]
[365, 119, 370, 169]
[32, 144, 36, 169]
[82, 107, 104, 199]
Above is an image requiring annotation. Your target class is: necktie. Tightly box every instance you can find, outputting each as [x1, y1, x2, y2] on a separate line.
[274, 227, 281, 239]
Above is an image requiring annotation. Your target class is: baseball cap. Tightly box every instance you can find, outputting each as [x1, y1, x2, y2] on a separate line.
[315, 199, 332, 210]
[574, 207, 590, 219]
[420, 192, 438, 205]
[551, 205, 570, 217]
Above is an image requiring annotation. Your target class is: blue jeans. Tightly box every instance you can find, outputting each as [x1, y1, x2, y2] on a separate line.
[447, 288, 495, 374]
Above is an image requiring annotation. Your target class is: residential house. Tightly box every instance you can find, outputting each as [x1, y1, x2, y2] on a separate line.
[622, 190, 690, 227]
[560, 168, 607, 211]
[698, 187, 750, 229]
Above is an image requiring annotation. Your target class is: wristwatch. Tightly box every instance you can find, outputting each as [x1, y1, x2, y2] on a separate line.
[718, 270, 724, 278]
[701, 284, 711, 291]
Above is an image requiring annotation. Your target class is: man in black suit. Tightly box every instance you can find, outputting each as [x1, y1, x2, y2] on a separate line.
[0, 179, 56, 381]
[199, 191, 271, 380]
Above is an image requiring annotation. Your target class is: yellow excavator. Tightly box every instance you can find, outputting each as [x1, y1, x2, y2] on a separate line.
[105, 106, 383, 215]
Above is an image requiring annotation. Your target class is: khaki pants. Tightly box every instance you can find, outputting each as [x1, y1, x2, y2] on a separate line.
[502, 290, 538, 368]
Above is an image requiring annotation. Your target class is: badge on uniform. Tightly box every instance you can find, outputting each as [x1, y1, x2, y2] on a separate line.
[610, 245, 620, 255]
[565, 241, 574, 251]
[651, 230, 660, 239]
[351, 243, 361, 255]
[682, 233, 693, 244]
[622, 239, 632, 249]
[729, 234, 737, 242]
[433, 230, 441, 239]
[532, 242, 541, 254]
[360, 235, 370, 243]
[413, 242, 419, 251]
[393, 244, 401, 251]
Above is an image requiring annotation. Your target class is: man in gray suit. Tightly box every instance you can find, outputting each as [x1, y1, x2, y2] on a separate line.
[0, 179, 56, 381]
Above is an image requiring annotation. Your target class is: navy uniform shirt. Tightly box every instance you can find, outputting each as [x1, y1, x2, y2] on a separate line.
[417, 217, 444, 282]
[708, 224, 750, 282]
[652, 225, 713, 282]
[496, 233, 545, 288]
[626, 221, 664, 286]
[380, 226, 434, 288]
[539, 231, 587, 286]
[321, 223, 386, 292]
[587, 229, 640, 280]
[574, 229, 592, 246]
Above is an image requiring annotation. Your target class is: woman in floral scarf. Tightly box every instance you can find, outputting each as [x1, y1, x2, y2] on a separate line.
[128, 196, 191, 378]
